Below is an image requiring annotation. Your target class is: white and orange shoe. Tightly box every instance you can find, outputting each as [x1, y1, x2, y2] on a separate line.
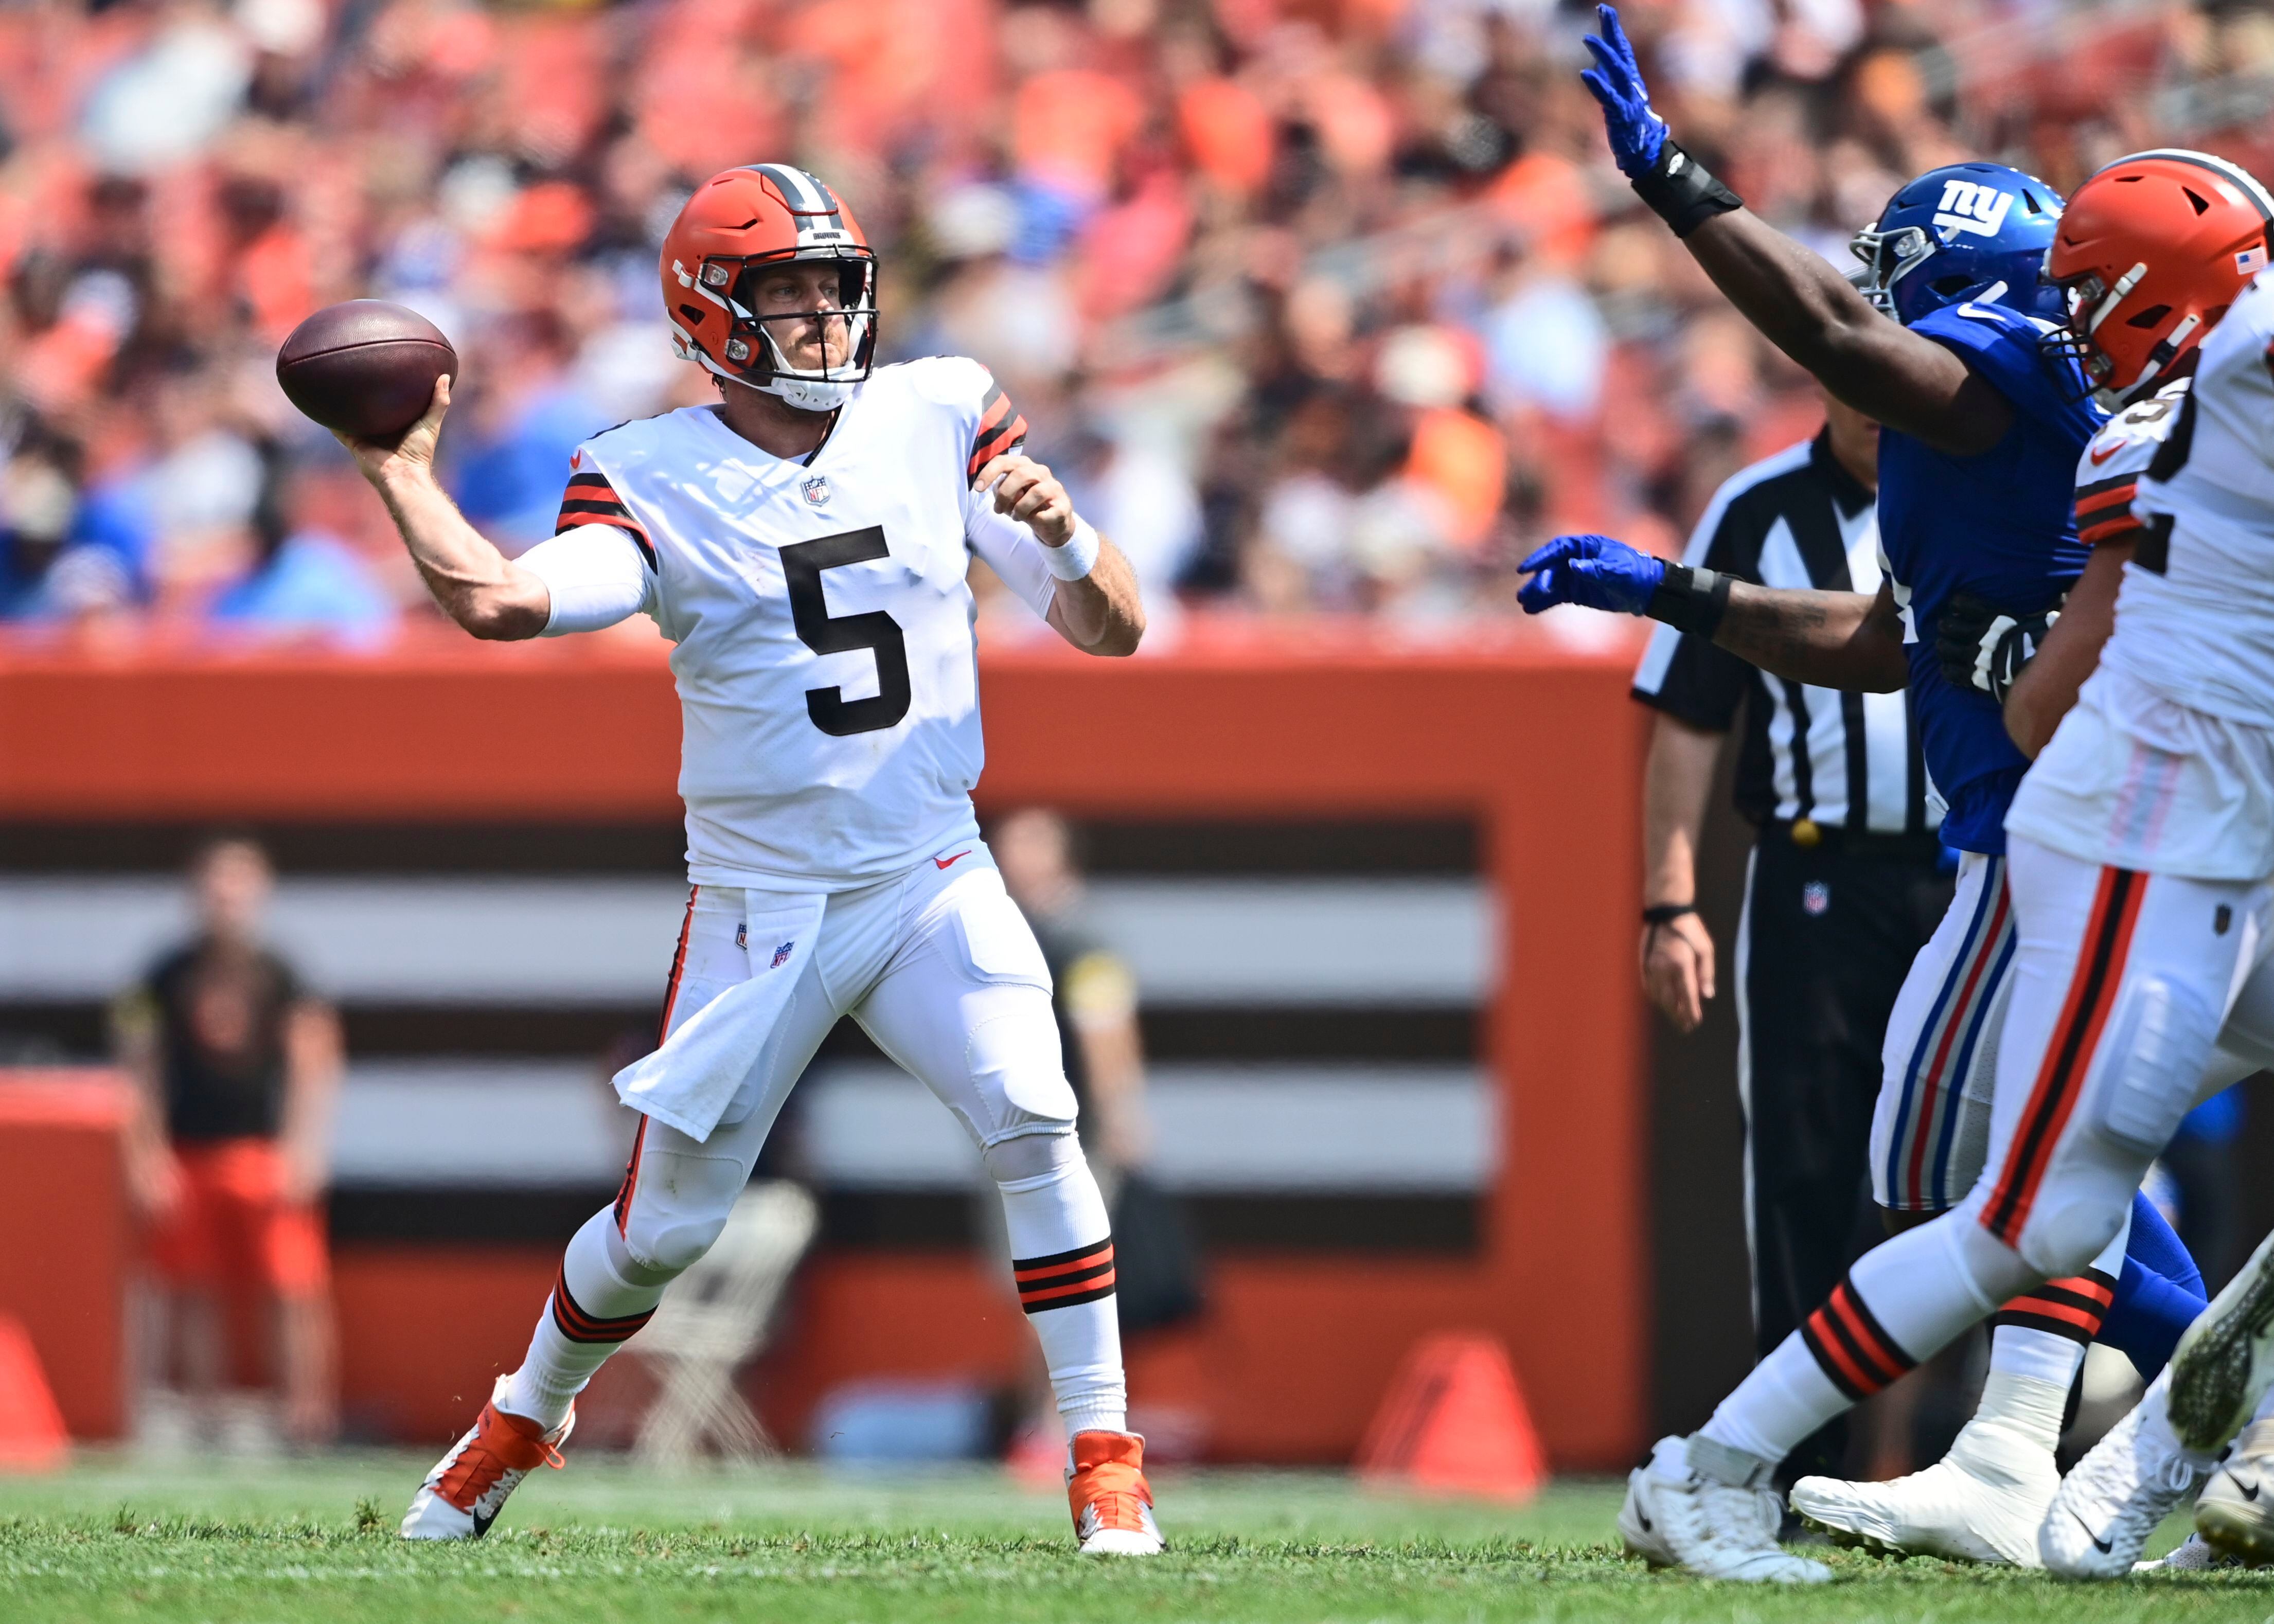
[1067, 1430, 1163, 1555]
[400, 1376, 573, 1540]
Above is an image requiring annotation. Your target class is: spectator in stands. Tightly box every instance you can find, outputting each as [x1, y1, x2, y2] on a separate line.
[0, 434, 82, 617]
[446, 310, 613, 554]
[206, 450, 394, 646]
[1053, 421, 1205, 620]
[117, 835, 342, 1450]
[0, 0, 2265, 636]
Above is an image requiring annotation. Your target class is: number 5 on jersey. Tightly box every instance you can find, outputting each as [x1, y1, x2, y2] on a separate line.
[781, 527, 913, 736]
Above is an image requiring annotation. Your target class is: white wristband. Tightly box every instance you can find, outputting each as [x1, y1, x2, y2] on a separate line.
[1041, 516, 1100, 581]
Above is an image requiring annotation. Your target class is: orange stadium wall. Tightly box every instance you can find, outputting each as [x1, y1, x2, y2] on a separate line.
[0, 632, 1650, 1468]
[0, 1073, 132, 1439]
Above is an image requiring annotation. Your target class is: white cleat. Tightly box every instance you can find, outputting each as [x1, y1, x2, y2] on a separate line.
[1790, 1414, 2058, 1566]
[2192, 1420, 2274, 1566]
[1619, 1436, 1829, 1583]
[2135, 1531, 2237, 1572]
[2170, 1228, 2274, 1455]
[400, 1376, 573, 1541]
[2040, 1372, 2212, 1580]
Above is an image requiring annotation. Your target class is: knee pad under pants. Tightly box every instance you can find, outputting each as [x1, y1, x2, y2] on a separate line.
[982, 1127, 1080, 1185]
[617, 1121, 754, 1278]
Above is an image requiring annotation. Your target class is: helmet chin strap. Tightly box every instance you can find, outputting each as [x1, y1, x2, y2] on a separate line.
[746, 324, 860, 412]
[751, 372, 856, 412]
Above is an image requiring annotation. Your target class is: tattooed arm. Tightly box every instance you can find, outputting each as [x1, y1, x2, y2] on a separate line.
[1712, 579, 1910, 692]
[1520, 533, 1908, 693]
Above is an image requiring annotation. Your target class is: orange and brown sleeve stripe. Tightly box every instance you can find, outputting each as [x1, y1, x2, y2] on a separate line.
[1994, 1268, 2116, 1346]
[557, 471, 657, 569]
[1800, 1276, 1917, 1401]
[549, 1262, 656, 1345]
[2074, 472, 2141, 545]
[1012, 1239, 1115, 1314]
[967, 379, 1029, 485]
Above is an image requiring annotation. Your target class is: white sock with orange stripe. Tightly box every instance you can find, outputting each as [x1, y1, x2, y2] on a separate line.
[1976, 1220, 2129, 1444]
[501, 1208, 668, 1429]
[989, 1131, 1126, 1439]
[1701, 1209, 2038, 1469]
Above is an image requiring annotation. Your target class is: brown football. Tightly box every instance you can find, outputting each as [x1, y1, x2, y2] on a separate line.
[275, 300, 458, 441]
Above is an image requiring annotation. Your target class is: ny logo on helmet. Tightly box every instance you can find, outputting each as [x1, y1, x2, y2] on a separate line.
[1934, 180, 2013, 239]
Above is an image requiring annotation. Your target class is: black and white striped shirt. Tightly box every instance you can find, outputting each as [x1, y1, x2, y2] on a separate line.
[1632, 431, 1928, 835]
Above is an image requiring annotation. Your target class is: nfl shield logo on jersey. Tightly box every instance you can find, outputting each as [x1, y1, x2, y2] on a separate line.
[801, 476, 830, 507]
[1803, 881, 1831, 917]
[771, 940, 796, 969]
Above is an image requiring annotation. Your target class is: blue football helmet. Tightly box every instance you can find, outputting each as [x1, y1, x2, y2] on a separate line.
[1849, 162, 2066, 328]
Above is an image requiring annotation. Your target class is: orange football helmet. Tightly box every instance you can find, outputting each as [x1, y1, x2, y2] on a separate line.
[661, 164, 877, 411]
[2046, 149, 2273, 396]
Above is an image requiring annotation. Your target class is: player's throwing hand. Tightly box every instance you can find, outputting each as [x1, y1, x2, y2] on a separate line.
[977, 453, 1076, 548]
[336, 374, 452, 490]
[1517, 533, 1666, 616]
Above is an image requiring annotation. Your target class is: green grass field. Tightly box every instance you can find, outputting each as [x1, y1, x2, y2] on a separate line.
[0, 1452, 2260, 1622]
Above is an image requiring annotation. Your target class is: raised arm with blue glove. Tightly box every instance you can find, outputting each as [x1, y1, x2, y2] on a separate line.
[1578, 5, 1666, 179]
[1574, 5, 2013, 456]
[1577, 5, 1742, 238]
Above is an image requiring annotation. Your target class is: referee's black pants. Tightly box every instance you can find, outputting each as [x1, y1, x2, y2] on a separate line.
[1737, 823, 1951, 1483]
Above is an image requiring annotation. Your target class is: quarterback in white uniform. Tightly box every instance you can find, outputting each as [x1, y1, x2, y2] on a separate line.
[334, 164, 1163, 1555]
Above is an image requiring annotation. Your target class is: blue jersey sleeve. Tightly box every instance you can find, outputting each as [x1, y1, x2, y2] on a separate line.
[1912, 301, 2103, 445]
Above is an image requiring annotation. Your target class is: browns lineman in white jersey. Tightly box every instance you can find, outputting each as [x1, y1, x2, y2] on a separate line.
[334, 164, 1162, 1555]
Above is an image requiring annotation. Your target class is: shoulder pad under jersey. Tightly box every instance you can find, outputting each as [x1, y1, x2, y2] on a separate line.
[2073, 378, 2190, 544]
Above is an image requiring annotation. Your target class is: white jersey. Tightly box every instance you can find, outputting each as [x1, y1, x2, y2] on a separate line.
[2107, 273, 2274, 725]
[523, 358, 1060, 887]
[2005, 278, 2274, 879]
[2069, 376, 2191, 549]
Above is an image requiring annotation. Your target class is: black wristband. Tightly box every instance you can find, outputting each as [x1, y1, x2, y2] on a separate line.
[1645, 563, 1734, 637]
[1642, 903, 1698, 927]
[1631, 138, 1744, 238]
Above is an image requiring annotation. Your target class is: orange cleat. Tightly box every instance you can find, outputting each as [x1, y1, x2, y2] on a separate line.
[400, 1376, 573, 1540]
[1067, 1430, 1163, 1555]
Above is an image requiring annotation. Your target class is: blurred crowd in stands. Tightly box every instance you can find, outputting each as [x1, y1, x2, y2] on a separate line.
[3, 0, 2273, 643]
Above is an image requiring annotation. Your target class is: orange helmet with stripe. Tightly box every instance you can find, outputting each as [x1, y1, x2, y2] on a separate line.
[2046, 149, 2274, 396]
[661, 164, 877, 411]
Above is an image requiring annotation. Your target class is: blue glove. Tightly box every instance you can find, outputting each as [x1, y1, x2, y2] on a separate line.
[1580, 5, 1667, 180]
[1517, 533, 1666, 616]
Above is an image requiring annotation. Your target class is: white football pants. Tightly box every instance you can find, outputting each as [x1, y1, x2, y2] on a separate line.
[1702, 833, 2274, 1466]
[502, 845, 1125, 1436]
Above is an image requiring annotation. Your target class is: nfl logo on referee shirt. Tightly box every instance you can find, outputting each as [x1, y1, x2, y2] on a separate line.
[801, 476, 830, 507]
[1803, 881, 1831, 917]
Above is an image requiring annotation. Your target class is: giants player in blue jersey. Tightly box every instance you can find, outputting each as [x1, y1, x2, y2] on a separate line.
[1516, 7, 2240, 1579]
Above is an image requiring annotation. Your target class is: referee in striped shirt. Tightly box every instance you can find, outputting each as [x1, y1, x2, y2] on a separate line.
[1632, 393, 1946, 1484]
